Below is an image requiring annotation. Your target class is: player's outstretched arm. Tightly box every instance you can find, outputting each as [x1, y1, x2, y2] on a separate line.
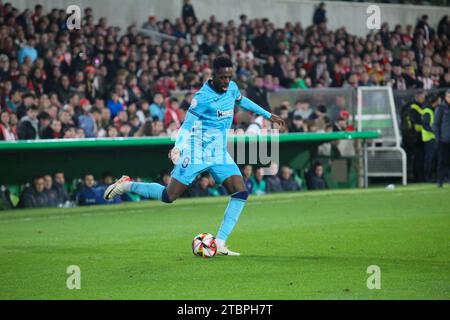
[237, 96, 285, 129]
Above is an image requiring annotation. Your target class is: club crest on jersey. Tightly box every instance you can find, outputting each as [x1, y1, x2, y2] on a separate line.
[181, 156, 190, 168]
[217, 109, 233, 119]
[190, 98, 197, 108]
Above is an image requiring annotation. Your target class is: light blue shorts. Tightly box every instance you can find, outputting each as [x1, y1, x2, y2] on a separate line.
[171, 151, 242, 186]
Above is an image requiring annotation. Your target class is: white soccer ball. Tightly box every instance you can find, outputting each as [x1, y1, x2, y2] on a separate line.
[192, 233, 217, 258]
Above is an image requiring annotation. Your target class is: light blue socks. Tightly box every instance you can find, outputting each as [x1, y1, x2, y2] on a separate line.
[217, 191, 249, 242]
[130, 182, 165, 201]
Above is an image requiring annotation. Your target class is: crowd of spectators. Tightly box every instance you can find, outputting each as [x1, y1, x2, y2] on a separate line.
[0, 161, 328, 209]
[0, 2, 449, 142]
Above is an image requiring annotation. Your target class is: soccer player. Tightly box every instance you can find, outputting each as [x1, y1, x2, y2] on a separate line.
[104, 56, 285, 256]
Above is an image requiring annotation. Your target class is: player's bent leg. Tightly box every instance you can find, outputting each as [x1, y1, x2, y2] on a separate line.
[163, 177, 189, 203]
[216, 175, 248, 256]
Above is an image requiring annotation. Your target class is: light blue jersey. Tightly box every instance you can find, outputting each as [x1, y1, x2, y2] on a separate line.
[172, 80, 271, 186]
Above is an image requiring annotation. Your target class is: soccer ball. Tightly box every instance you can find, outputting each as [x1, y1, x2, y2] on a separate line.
[192, 233, 217, 258]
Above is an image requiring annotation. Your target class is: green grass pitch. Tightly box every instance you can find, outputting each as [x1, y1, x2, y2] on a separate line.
[0, 185, 449, 299]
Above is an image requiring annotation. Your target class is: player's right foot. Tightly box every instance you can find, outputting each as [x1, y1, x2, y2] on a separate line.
[217, 244, 240, 256]
[104, 175, 132, 200]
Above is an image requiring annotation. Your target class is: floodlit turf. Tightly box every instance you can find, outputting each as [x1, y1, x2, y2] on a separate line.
[0, 185, 449, 300]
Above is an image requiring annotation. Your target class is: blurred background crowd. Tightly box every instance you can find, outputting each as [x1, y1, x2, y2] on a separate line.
[0, 1, 448, 142]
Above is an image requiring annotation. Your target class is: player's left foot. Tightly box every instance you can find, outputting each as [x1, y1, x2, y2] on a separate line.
[217, 244, 240, 256]
[104, 175, 132, 200]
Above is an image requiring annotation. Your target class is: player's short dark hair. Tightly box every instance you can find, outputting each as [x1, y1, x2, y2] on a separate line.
[213, 56, 233, 70]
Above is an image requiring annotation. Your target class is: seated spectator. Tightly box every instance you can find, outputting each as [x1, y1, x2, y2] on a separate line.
[306, 161, 328, 190]
[279, 166, 301, 191]
[189, 173, 212, 197]
[289, 114, 306, 133]
[164, 97, 182, 129]
[0, 110, 17, 140]
[291, 99, 314, 121]
[159, 170, 172, 187]
[17, 106, 39, 140]
[53, 171, 70, 205]
[251, 167, 266, 195]
[180, 92, 194, 111]
[246, 76, 270, 111]
[136, 99, 151, 124]
[150, 93, 166, 122]
[41, 120, 63, 139]
[76, 174, 120, 206]
[43, 174, 59, 207]
[97, 171, 124, 204]
[107, 92, 124, 119]
[18, 176, 49, 208]
[246, 115, 269, 135]
[78, 106, 100, 138]
[242, 165, 254, 194]
[265, 162, 283, 193]
[312, 105, 330, 131]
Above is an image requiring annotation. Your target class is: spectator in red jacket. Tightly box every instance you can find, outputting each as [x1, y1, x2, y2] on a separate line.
[164, 97, 182, 129]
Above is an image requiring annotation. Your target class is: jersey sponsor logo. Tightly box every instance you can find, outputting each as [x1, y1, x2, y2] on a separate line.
[217, 109, 234, 119]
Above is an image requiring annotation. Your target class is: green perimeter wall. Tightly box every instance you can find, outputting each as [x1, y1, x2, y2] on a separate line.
[0, 132, 379, 189]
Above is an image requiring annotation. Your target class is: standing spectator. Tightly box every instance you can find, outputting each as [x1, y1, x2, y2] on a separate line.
[433, 90, 450, 188]
[0, 111, 17, 140]
[306, 161, 328, 190]
[313, 2, 327, 26]
[422, 94, 440, 182]
[401, 90, 426, 182]
[279, 166, 301, 191]
[18, 176, 49, 208]
[182, 0, 197, 24]
[242, 165, 254, 195]
[150, 93, 166, 122]
[17, 106, 39, 140]
[265, 162, 283, 193]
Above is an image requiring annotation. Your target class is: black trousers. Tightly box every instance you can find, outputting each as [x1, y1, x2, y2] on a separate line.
[412, 141, 425, 182]
[437, 141, 450, 185]
[424, 140, 437, 182]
